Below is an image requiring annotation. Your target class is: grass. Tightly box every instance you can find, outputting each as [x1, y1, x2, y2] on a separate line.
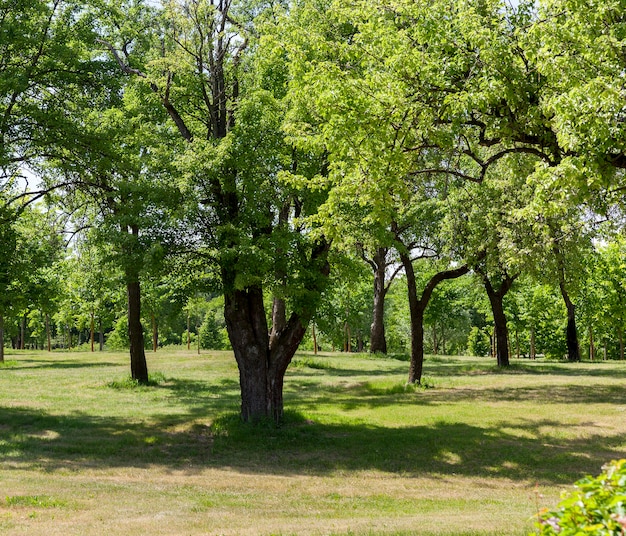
[0, 348, 625, 535]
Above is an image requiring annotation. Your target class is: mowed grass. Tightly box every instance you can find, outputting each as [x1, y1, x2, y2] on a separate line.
[1, 348, 625, 536]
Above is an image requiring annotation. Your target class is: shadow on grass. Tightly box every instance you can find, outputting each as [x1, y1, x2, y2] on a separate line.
[422, 356, 626, 378]
[1, 358, 123, 370]
[1, 401, 623, 486]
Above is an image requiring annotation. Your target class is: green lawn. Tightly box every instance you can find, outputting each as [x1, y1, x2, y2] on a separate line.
[1, 348, 625, 535]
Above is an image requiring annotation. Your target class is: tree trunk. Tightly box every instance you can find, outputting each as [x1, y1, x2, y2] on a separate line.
[480, 271, 516, 368]
[402, 252, 470, 384]
[127, 279, 148, 384]
[99, 318, 104, 351]
[369, 248, 388, 354]
[432, 325, 438, 355]
[187, 311, 191, 350]
[589, 326, 595, 361]
[90, 310, 95, 352]
[0, 314, 4, 362]
[269, 297, 287, 350]
[530, 327, 536, 359]
[312, 323, 318, 355]
[152, 313, 158, 352]
[344, 321, 352, 353]
[619, 326, 624, 360]
[20, 315, 25, 350]
[515, 330, 520, 359]
[552, 240, 581, 362]
[560, 282, 581, 362]
[46, 313, 51, 352]
[224, 286, 300, 422]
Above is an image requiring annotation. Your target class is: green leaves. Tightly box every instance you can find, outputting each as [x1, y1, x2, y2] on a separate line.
[536, 459, 626, 535]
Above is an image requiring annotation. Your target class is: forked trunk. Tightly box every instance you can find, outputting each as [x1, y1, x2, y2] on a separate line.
[224, 286, 307, 423]
[402, 253, 470, 384]
[127, 279, 148, 384]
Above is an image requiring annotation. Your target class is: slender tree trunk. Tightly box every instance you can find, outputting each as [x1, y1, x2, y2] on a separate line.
[432, 325, 438, 355]
[45, 313, 51, 352]
[552, 240, 581, 362]
[20, 315, 25, 350]
[312, 323, 318, 355]
[187, 311, 191, 350]
[99, 318, 104, 351]
[589, 326, 595, 361]
[152, 314, 158, 352]
[90, 310, 95, 352]
[530, 327, 536, 359]
[480, 271, 516, 368]
[344, 321, 352, 353]
[0, 314, 4, 362]
[619, 326, 624, 360]
[127, 279, 148, 384]
[369, 248, 388, 354]
[515, 330, 520, 359]
[560, 283, 580, 362]
[402, 252, 471, 384]
[441, 324, 446, 355]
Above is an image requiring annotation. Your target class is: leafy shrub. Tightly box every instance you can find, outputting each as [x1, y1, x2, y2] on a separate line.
[535, 459, 626, 535]
[467, 326, 490, 357]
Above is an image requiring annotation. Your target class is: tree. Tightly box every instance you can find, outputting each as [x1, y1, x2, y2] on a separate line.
[95, 0, 331, 421]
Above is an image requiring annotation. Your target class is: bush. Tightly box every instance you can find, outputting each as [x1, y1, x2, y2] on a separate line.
[467, 326, 490, 357]
[535, 459, 626, 535]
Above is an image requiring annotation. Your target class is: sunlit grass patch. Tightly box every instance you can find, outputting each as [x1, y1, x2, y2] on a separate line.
[5, 495, 67, 508]
[106, 371, 167, 389]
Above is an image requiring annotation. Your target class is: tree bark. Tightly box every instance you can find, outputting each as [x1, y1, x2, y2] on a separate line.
[46, 312, 51, 352]
[222, 241, 330, 423]
[530, 327, 536, 359]
[224, 286, 296, 422]
[187, 311, 191, 350]
[589, 326, 595, 361]
[269, 297, 287, 351]
[20, 315, 25, 350]
[99, 318, 104, 351]
[90, 310, 95, 352]
[152, 313, 158, 352]
[402, 252, 470, 384]
[369, 247, 388, 354]
[479, 270, 516, 368]
[312, 323, 318, 355]
[127, 279, 148, 384]
[559, 280, 581, 362]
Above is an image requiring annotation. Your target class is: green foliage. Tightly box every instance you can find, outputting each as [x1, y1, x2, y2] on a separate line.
[466, 327, 490, 357]
[535, 459, 626, 535]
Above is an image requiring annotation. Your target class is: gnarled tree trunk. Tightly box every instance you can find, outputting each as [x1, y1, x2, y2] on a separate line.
[401, 252, 470, 384]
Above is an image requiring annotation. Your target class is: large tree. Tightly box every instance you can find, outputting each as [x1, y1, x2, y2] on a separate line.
[96, 0, 331, 421]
